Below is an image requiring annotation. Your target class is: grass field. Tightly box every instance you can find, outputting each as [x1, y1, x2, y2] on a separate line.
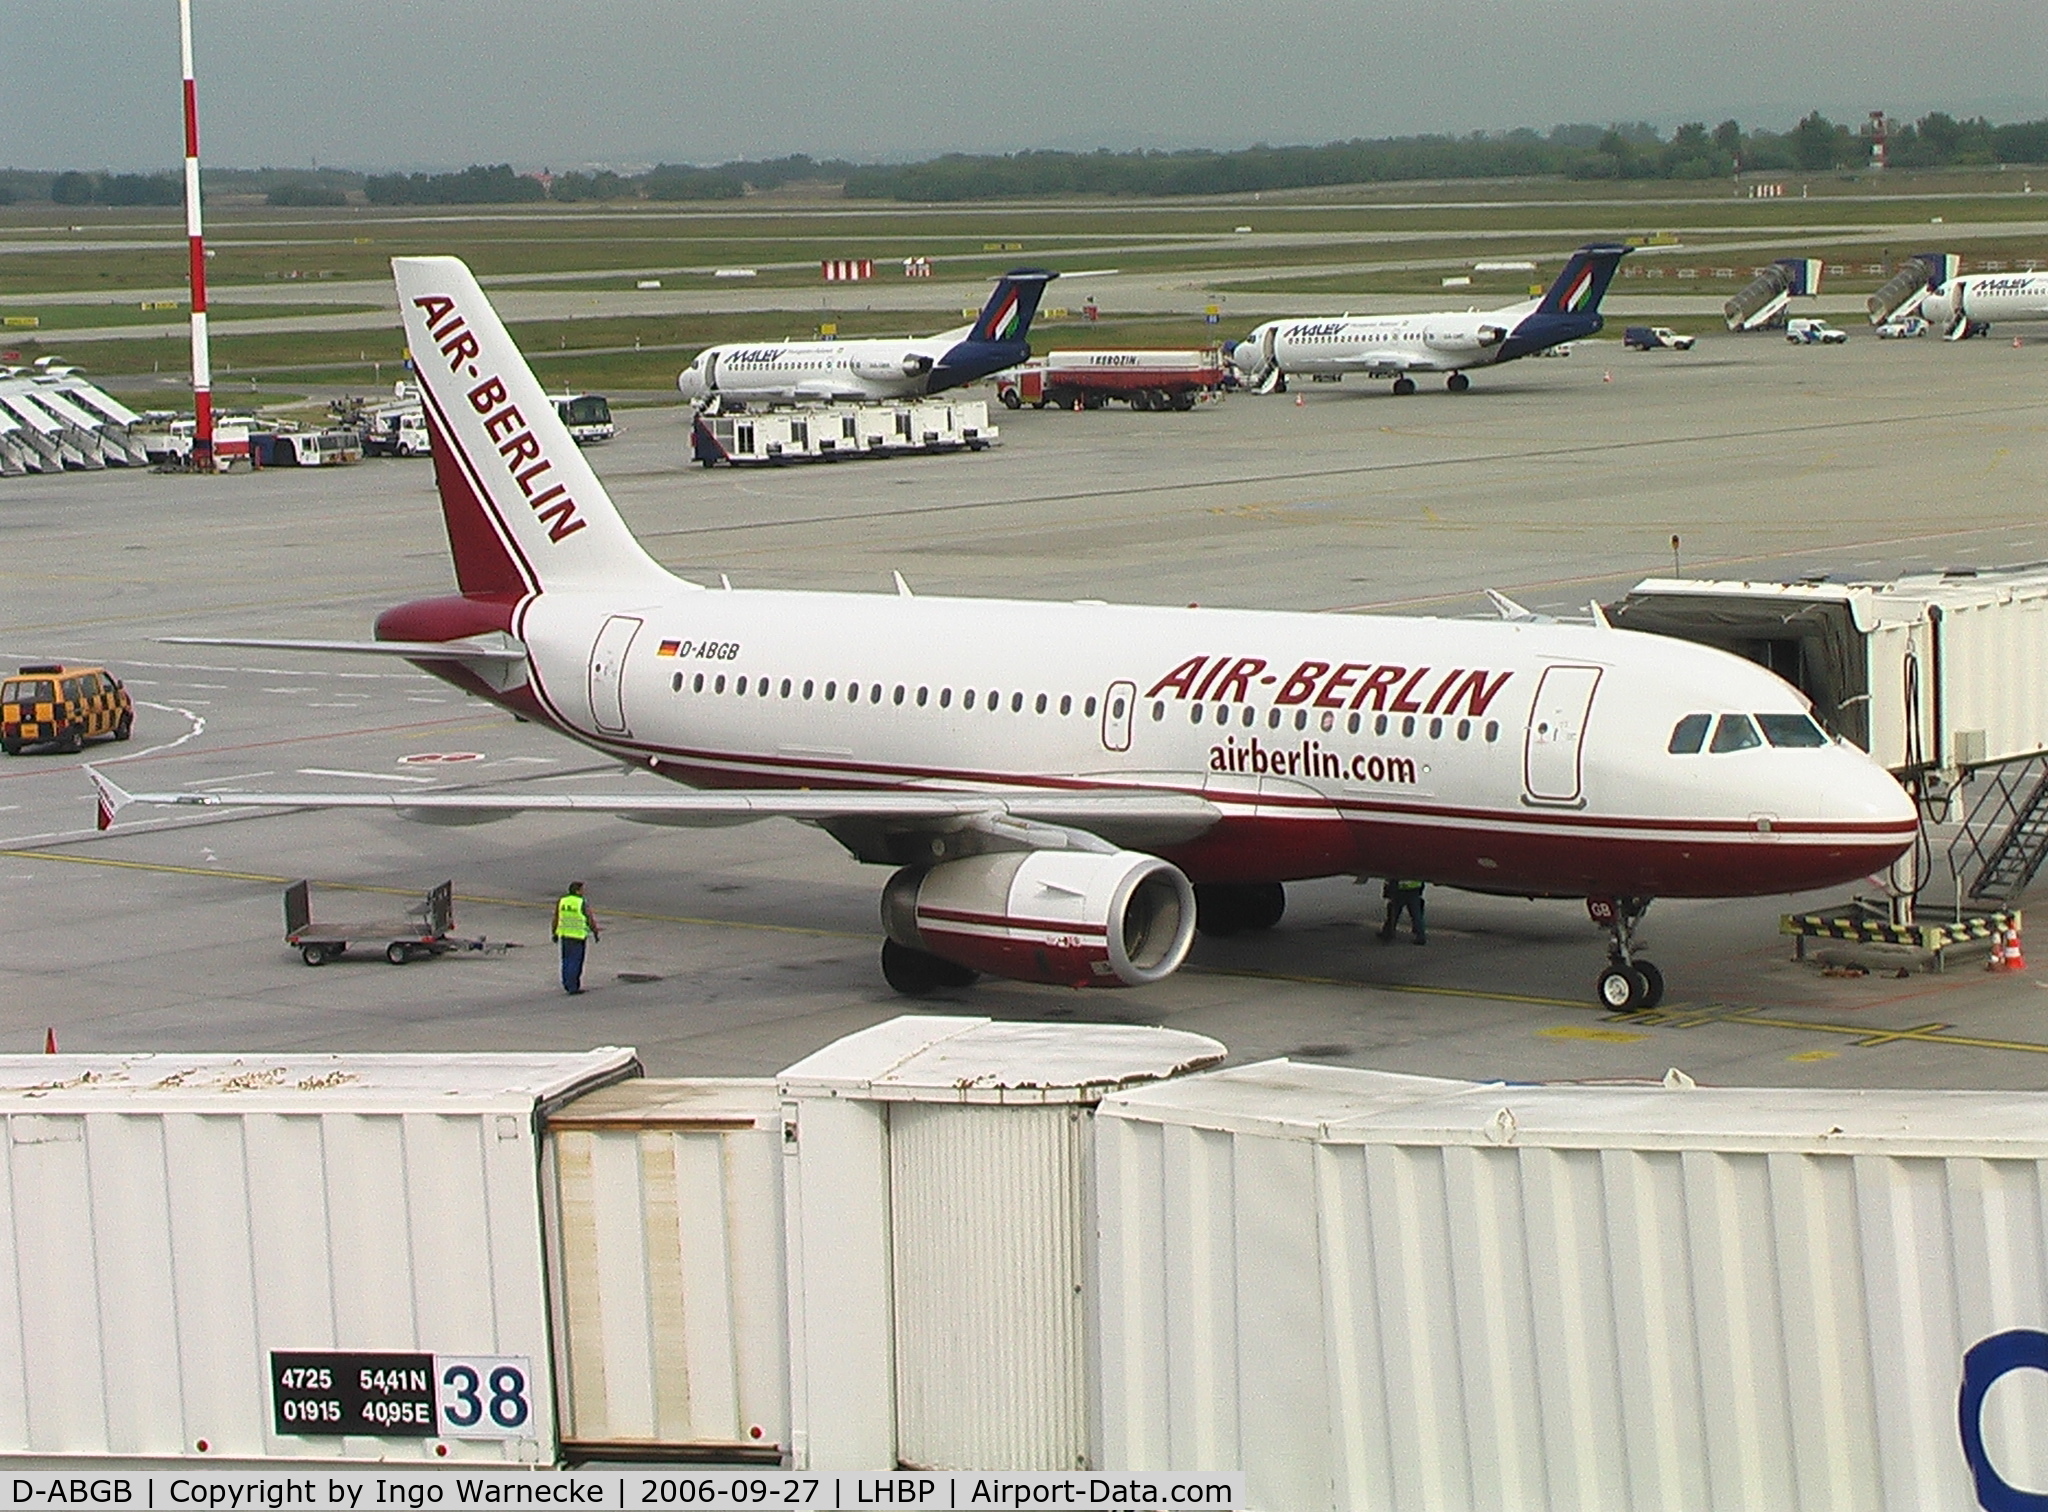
[5, 167, 2040, 400]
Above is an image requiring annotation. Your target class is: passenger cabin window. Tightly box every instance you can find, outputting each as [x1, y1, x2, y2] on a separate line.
[1758, 713, 1828, 748]
[1668, 713, 1711, 754]
[1709, 714, 1762, 753]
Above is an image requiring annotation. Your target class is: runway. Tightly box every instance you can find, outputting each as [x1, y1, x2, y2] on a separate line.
[4, 328, 2046, 1087]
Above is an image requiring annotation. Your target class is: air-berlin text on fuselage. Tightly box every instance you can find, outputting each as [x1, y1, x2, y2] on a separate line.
[412, 294, 586, 544]
[1146, 655, 1511, 716]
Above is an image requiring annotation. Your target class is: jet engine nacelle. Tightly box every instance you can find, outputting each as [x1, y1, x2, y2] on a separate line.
[853, 352, 934, 382]
[881, 848, 1196, 988]
[1425, 324, 1506, 354]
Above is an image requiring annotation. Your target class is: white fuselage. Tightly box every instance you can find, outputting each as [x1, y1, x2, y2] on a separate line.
[1237, 308, 1521, 379]
[1919, 273, 2048, 335]
[677, 334, 958, 404]
[475, 586, 1916, 899]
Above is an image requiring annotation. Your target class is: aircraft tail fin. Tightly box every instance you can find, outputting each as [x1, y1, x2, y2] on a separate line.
[968, 269, 1057, 344]
[1534, 244, 1630, 317]
[394, 256, 670, 600]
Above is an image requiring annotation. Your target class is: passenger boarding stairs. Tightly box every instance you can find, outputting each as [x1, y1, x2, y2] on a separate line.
[1953, 755, 2048, 905]
[1723, 258, 1824, 331]
[1866, 253, 1958, 327]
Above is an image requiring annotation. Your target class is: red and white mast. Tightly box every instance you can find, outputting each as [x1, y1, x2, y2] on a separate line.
[178, 0, 214, 467]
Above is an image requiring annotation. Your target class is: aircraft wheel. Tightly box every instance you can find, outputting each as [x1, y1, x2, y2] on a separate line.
[881, 938, 977, 995]
[1447, 372, 1471, 393]
[1193, 884, 1244, 937]
[1596, 963, 1647, 1010]
[1633, 959, 1665, 1010]
[1240, 882, 1286, 931]
[1392, 377, 1418, 396]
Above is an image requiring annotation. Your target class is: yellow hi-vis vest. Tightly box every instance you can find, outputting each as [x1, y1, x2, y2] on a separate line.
[555, 894, 590, 940]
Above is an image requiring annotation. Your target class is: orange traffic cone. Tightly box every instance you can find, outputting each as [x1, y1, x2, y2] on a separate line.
[1294, 394, 1304, 406]
[1989, 925, 2010, 971]
[43, 1027, 56, 1054]
[2008, 921, 2027, 972]
[1602, 370, 1613, 383]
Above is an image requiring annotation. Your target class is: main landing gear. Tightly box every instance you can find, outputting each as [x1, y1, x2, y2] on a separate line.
[1391, 376, 1417, 396]
[1194, 882, 1286, 936]
[1446, 372, 1471, 393]
[1590, 896, 1664, 1010]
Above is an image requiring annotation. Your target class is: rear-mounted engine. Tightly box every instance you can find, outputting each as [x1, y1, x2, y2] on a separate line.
[881, 849, 1196, 992]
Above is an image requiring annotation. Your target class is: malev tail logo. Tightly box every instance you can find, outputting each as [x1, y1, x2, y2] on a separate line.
[1560, 266, 1596, 312]
[985, 292, 1022, 340]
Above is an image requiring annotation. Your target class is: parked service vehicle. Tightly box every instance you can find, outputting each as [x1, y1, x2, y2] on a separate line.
[361, 407, 429, 457]
[1, 663, 132, 755]
[1877, 315, 1930, 339]
[996, 349, 1226, 411]
[550, 392, 615, 444]
[1622, 326, 1696, 351]
[1786, 318, 1849, 345]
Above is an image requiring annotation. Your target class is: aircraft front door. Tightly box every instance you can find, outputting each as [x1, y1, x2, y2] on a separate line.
[1523, 664, 1602, 805]
[588, 615, 642, 736]
[1101, 680, 1136, 752]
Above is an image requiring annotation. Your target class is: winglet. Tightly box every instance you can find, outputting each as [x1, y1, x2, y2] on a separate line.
[86, 765, 131, 831]
[1486, 589, 1537, 621]
[1588, 600, 1613, 629]
[893, 571, 914, 598]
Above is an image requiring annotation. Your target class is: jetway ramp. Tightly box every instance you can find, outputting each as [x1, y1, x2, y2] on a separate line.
[1722, 256, 1824, 330]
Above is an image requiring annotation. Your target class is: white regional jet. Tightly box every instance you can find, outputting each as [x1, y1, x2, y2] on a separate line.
[1227, 243, 1630, 395]
[92, 256, 1918, 1011]
[1916, 269, 2048, 340]
[675, 269, 1056, 406]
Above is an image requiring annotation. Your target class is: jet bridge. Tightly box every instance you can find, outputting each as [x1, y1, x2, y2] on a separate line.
[1722, 257, 1824, 330]
[1612, 568, 2048, 913]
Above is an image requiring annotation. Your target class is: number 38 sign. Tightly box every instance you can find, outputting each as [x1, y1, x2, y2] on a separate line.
[271, 1351, 536, 1440]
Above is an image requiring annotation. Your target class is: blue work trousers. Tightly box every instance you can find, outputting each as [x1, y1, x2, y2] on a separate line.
[559, 936, 588, 994]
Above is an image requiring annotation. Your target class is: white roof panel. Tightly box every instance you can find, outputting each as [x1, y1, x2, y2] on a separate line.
[0, 1048, 638, 1115]
[778, 1013, 1225, 1104]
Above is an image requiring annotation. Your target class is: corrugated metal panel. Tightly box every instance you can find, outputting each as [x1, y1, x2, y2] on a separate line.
[544, 1079, 787, 1457]
[1096, 1062, 2048, 1512]
[890, 1102, 1088, 1470]
[0, 1051, 631, 1462]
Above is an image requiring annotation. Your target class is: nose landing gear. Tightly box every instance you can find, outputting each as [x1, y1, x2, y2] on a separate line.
[1589, 896, 1664, 1010]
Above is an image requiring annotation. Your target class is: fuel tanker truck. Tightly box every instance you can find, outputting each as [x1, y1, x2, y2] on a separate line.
[994, 349, 1227, 411]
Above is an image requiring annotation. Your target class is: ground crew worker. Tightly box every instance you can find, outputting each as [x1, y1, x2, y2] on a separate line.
[1379, 878, 1426, 945]
[552, 881, 600, 994]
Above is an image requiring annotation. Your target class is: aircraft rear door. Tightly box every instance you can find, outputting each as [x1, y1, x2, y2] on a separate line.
[1523, 664, 1601, 805]
[588, 615, 642, 736]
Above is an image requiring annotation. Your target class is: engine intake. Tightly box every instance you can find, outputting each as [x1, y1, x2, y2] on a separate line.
[882, 849, 1196, 988]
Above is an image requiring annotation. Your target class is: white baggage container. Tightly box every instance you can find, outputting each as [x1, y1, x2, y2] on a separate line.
[778, 1015, 1224, 1472]
[0, 1049, 634, 1463]
[1614, 569, 2048, 780]
[1096, 1059, 2048, 1511]
[542, 1079, 788, 1461]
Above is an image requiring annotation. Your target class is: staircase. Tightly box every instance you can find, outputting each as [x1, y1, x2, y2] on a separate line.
[1956, 757, 2048, 904]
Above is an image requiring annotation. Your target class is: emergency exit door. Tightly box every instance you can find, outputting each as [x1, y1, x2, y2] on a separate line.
[588, 616, 642, 736]
[1100, 681, 1136, 752]
[1523, 664, 1601, 804]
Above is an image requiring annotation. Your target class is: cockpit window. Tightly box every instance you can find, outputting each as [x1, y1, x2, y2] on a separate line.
[1757, 712, 1828, 748]
[1667, 714, 1710, 754]
[1709, 714, 1762, 753]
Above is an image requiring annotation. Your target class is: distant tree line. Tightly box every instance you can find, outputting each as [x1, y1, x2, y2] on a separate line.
[6, 114, 2048, 209]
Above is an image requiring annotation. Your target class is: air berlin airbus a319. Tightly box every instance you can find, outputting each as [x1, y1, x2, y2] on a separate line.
[92, 257, 1917, 1009]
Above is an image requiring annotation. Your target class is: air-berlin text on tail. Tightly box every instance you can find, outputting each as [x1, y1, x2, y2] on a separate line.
[1147, 655, 1511, 716]
[411, 294, 586, 544]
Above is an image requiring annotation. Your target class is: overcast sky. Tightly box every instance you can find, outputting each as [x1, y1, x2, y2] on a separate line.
[7, 0, 2047, 172]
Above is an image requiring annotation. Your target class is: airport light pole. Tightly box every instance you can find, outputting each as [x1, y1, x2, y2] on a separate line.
[178, 0, 214, 469]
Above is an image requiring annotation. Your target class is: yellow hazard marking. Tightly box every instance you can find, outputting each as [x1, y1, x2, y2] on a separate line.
[1788, 1049, 1839, 1063]
[1539, 1025, 1649, 1044]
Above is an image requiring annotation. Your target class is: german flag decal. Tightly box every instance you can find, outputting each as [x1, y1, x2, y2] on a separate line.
[657, 640, 682, 657]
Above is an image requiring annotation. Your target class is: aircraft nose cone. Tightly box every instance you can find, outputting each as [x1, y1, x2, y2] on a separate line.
[677, 370, 702, 400]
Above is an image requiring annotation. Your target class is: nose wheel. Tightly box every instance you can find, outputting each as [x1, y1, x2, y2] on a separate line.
[1588, 896, 1664, 1010]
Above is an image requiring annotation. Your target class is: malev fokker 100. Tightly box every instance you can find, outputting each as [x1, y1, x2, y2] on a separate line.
[94, 255, 1915, 1011]
[1226, 243, 1628, 395]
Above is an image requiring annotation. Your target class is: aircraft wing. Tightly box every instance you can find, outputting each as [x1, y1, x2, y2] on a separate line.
[87, 768, 1221, 855]
[158, 635, 527, 663]
[1330, 350, 1432, 374]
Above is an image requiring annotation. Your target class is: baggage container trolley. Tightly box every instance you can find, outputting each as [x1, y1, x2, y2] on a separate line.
[285, 878, 484, 965]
